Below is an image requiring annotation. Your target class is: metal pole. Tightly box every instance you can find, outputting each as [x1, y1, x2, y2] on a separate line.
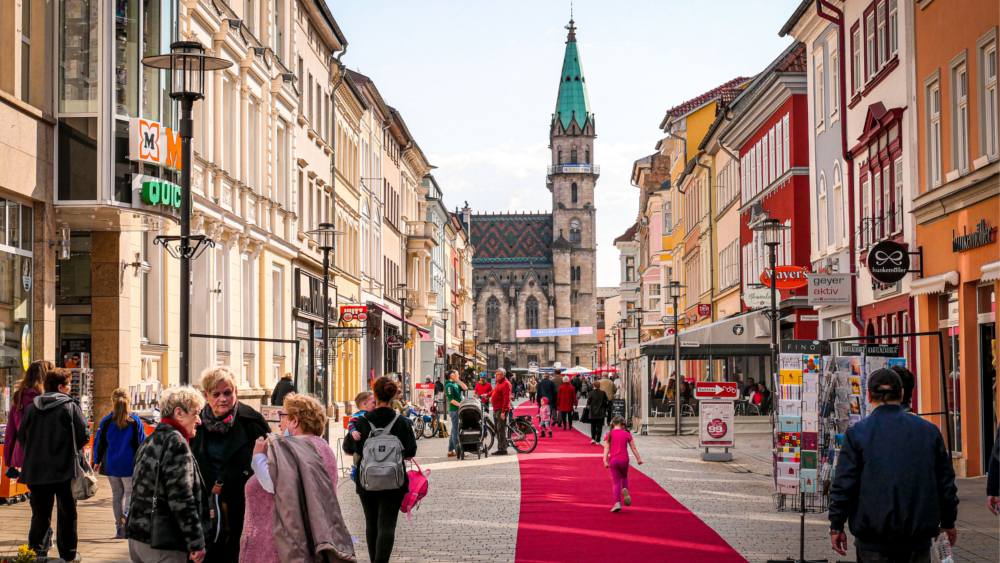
[179, 98, 194, 385]
[401, 294, 407, 399]
[769, 244, 778, 395]
[443, 317, 448, 376]
[674, 295, 681, 436]
[322, 248, 331, 408]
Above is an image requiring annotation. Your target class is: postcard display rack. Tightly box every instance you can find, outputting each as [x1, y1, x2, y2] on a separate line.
[69, 368, 95, 423]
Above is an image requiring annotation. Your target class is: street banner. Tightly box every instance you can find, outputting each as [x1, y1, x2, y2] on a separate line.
[806, 273, 851, 306]
[699, 400, 735, 448]
[516, 326, 594, 338]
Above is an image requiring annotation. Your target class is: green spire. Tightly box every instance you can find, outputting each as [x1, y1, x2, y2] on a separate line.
[555, 19, 591, 131]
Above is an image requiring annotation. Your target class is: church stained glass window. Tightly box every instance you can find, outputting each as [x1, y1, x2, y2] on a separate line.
[525, 297, 539, 329]
[487, 296, 501, 340]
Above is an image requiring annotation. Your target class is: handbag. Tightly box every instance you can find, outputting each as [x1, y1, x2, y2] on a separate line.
[571, 410, 580, 422]
[149, 445, 187, 551]
[70, 409, 98, 501]
[580, 407, 591, 424]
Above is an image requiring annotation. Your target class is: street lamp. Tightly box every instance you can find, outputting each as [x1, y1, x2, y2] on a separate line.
[668, 280, 685, 436]
[141, 41, 231, 385]
[473, 329, 481, 373]
[751, 218, 791, 395]
[440, 308, 451, 377]
[395, 284, 412, 398]
[631, 307, 645, 343]
[493, 342, 500, 372]
[604, 334, 610, 373]
[307, 223, 344, 403]
[459, 321, 469, 373]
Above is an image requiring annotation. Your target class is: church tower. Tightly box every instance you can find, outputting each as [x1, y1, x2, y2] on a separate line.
[549, 18, 598, 367]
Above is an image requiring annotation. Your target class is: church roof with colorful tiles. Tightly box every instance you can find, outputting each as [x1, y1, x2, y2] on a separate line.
[470, 213, 553, 266]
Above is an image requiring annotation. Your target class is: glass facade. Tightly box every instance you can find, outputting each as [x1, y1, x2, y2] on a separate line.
[0, 202, 34, 432]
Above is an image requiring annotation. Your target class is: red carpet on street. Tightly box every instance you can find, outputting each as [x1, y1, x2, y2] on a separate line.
[513, 402, 747, 563]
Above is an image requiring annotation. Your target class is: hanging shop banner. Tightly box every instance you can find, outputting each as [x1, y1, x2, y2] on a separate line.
[806, 273, 851, 306]
[759, 266, 810, 290]
[339, 305, 368, 322]
[743, 287, 772, 309]
[699, 400, 735, 448]
[863, 343, 900, 357]
[516, 326, 594, 338]
[129, 118, 183, 170]
[866, 240, 910, 284]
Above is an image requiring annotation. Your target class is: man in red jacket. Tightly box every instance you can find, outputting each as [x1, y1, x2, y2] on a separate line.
[556, 377, 577, 430]
[491, 369, 513, 455]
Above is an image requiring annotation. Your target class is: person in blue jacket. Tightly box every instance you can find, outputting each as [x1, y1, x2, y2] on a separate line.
[828, 369, 959, 562]
[93, 388, 146, 539]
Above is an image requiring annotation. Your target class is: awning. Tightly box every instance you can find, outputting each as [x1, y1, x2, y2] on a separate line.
[909, 271, 960, 297]
[368, 302, 430, 335]
[635, 310, 772, 360]
[982, 261, 1000, 283]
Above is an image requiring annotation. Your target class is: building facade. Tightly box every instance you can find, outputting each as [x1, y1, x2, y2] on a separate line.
[471, 19, 599, 370]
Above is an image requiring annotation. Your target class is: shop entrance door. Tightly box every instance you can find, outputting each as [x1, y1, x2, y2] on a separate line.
[979, 321, 997, 473]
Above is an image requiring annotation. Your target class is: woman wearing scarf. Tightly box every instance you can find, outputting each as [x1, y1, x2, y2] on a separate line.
[241, 393, 354, 563]
[190, 367, 270, 563]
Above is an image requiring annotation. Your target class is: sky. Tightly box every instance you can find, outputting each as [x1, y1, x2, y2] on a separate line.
[330, 0, 802, 286]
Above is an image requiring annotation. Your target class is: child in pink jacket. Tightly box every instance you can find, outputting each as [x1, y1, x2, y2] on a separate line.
[538, 397, 553, 438]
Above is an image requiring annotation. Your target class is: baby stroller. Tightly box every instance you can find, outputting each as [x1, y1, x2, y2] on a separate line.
[455, 397, 489, 460]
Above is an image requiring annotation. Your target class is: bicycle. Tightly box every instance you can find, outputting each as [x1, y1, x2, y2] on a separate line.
[407, 406, 430, 439]
[484, 410, 538, 454]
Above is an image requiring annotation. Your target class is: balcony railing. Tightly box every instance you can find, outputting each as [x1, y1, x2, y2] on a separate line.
[547, 164, 600, 176]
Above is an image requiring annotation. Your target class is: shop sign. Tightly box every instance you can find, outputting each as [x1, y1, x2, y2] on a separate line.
[780, 339, 824, 354]
[841, 344, 865, 356]
[743, 287, 772, 309]
[680, 341, 700, 348]
[699, 401, 735, 447]
[21, 260, 30, 292]
[694, 381, 739, 399]
[434, 325, 445, 344]
[697, 304, 712, 318]
[866, 240, 910, 284]
[807, 273, 851, 306]
[21, 325, 30, 371]
[516, 326, 594, 338]
[732, 324, 744, 336]
[386, 334, 405, 350]
[759, 266, 810, 290]
[872, 278, 901, 299]
[129, 118, 183, 170]
[864, 343, 900, 357]
[294, 269, 336, 320]
[140, 179, 183, 209]
[339, 305, 368, 322]
[952, 220, 996, 252]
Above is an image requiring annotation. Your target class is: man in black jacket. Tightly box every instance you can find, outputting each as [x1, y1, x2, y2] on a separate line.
[829, 369, 959, 561]
[269, 372, 296, 406]
[536, 372, 558, 410]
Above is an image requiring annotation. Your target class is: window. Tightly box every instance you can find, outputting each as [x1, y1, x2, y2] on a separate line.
[525, 296, 539, 329]
[224, 75, 235, 172]
[818, 176, 828, 250]
[242, 253, 255, 339]
[571, 149, 577, 163]
[979, 33, 998, 161]
[775, 119, 783, 174]
[783, 114, 790, 169]
[882, 165, 891, 237]
[273, 0, 284, 59]
[245, 0, 255, 36]
[877, 2, 887, 68]
[21, 0, 30, 101]
[585, 149, 590, 164]
[141, 232, 163, 343]
[952, 59, 970, 174]
[831, 49, 839, 118]
[486, 296, 500, 340]
[873, 171, 882, 240]
[888, 0, 898, 57]
[852, 27, 862, 95]
[571, 182, 578, 203]
[648, 283, 661, 312]
[215, 246, 229, 352]
[557, 150, 562, 165]
[926, 76, 943, 188]
[816, 60, 825, 127]
[625, 256, 635, 282]
[866, 13, 876, 79]
[833, 165, 844, 244]
[248, 97, 259, 188]
[662, 201, 672, 233]
[272, 265, 284, 345]
[861, 178, 871, 248]
[277, 119, 288, 206]
[893, 159, 903, 232]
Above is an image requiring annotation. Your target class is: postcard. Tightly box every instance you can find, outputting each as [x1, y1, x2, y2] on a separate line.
[803, 392, 819, 412]
[780, 370, 803, 385]
[777, 431, 801, 448]
[849, 396, 861, 414]
[849, 377, 862, 395]
[803, 373, 820, 394]
[777, 462, 800, 480]
[803, 355, 820, 373]
[801, 432, 818, 451]
[801, 469, 818, 493]
[834, 403, 850, 420]
[777, 452, 801, 463]
[849, 414, 862, 426]
[777, 480, 800, 495]
[778, 399, 802, 417]
[779, 353, 802, 371]
[778, 416, 802, 433]
[802, 411, 819, 432]
[780, 384, 803, 401]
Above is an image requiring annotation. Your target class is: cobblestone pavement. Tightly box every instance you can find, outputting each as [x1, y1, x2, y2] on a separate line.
[1, 406, 996, 563]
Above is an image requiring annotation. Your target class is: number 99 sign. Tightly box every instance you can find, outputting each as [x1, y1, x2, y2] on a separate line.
[698, 401, 735, 447]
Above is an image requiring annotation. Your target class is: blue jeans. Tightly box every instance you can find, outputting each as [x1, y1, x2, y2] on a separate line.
[448, 411, 459, 452]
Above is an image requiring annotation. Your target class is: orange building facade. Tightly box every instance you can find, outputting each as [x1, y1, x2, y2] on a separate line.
[912, 0, 998, 477]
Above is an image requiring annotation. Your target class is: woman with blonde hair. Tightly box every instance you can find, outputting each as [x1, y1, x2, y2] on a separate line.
[3, 360, 53, 477]
[189, 366, 269, 563]
[241, 393, 354, 563]
[94, 388, 146, 538]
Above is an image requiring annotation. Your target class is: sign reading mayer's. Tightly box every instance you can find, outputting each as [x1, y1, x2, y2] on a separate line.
[129, 118, 184, 170]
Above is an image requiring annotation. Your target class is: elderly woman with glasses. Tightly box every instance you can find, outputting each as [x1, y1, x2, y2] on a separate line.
[241, 394, 354, 563]
[126, 386, 215, 563]
[189, 367, 270, 563]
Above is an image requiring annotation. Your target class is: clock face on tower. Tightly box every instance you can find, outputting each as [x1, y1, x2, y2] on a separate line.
[570, 219, 580, 229]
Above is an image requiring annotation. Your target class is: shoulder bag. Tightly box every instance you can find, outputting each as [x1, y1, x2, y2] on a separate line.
[149, 439, 188, 551]
[70, 407, 99, 501]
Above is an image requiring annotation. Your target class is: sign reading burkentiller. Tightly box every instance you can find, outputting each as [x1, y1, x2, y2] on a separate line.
[866, 240, 910, 284]
[806, 273, 851, 306]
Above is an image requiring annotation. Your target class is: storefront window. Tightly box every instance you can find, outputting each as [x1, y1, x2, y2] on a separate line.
[57, 235, 92, 297]
[0, 223, 33, 431]
[58, 118, 99, 201]
[940, 291, 961, 453]
[115, 0, 140, 117]
[142, 0, 175, 126]
[59, 0, 100, 113]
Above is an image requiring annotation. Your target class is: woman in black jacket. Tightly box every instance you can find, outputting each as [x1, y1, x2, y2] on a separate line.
[343, 377, 418, 563]
[188, 367, 270, 563]
[17, 368, 88, 562]
[585, 387, 609, 445]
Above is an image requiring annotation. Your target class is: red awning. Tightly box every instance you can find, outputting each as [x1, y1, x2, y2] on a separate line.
[369, 302, 430, 335]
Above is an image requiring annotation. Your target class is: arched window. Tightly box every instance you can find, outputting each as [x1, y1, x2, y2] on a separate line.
[575, 266, 581, 280]
[571, 149, 578, 163]
[557, 150, 563, 165]
[571, 183, 578, 203]
[570, 268, 576, 282]
[525, 297, 539, 329]
[818, 174, 828, 250]
[833, 163, 844, 244]
[585, 149, 590, 164]
[486, 296, 501, 340]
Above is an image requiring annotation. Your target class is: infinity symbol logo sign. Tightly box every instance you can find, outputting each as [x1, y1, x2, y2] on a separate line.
[874, 250, 904, 266]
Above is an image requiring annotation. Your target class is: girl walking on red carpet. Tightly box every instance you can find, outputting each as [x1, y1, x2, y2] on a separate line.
[602, 416, 643, 513]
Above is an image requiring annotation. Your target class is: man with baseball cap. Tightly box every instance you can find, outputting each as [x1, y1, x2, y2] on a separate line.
[829, 369, 959, 561]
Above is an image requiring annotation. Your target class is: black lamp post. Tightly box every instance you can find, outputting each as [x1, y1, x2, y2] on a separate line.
[307, 223, 343, 403]
[631, 307, 645, 344]
[668, 280, 684, 436]
[440, 308, 451, 376]
[493, 342, 500, 372]
[473, 329, 480, 374]
[604, 334, 610, 371]
[395, 284, 411, 398]
[459, 321, 469, 373]
[141, 41, 231, 385]
[751, 218, 790, 394]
